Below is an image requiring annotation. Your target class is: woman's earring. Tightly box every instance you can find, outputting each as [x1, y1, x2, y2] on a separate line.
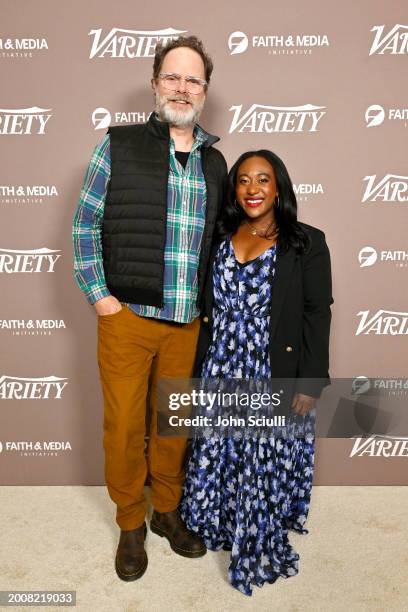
[275, 194, 280, 208]
[233, 199, 241, 211]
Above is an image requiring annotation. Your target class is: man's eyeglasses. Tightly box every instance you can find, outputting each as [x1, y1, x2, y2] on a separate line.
[158, 73, 207, 95]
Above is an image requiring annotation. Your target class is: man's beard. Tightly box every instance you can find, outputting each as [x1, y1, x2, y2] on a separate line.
[155, 91, 205, 128]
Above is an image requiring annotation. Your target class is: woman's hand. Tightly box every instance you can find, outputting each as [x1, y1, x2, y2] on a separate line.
[291, 393, 317, 416]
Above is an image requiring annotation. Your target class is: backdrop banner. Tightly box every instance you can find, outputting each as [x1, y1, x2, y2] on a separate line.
[0, 0, 407, 485]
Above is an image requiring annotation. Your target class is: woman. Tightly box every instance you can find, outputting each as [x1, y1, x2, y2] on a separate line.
[179, 150, 333, 595]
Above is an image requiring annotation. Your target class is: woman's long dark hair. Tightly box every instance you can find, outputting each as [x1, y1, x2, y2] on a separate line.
[217, 150, 310, 254]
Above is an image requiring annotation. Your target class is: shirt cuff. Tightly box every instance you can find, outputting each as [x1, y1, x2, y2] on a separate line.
[84, 285, 111, 305]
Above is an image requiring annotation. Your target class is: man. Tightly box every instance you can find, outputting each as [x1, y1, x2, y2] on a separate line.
[72, 36, 227, 581]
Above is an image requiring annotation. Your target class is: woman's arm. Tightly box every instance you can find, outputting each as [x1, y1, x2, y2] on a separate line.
[295, 229, 333, 400]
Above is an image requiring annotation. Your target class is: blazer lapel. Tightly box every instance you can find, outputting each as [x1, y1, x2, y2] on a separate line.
[269, 247, 297, 339]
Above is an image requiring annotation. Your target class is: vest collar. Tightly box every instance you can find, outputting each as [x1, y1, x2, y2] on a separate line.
[147, 111, 220, 148]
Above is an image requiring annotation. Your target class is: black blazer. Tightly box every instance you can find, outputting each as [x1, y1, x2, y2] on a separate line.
[194, 222, 334, 405]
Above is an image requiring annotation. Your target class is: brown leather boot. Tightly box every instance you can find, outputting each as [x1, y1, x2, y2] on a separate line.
[150, 510, 206, 558]
[115, 522, 148, 581]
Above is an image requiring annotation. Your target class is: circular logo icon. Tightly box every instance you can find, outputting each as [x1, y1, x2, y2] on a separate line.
[358, 246, 377, 267]
[365, 104, 385, 127]
[92, 107, 111, 130]
[228, 31, 249, 55]
[352, 376, 370, 395]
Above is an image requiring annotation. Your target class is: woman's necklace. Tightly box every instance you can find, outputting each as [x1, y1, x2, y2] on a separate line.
[244, 219, 277, 239]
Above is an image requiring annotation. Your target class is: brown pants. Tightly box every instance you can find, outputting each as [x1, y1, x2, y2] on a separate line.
[97, 305, 200, 530]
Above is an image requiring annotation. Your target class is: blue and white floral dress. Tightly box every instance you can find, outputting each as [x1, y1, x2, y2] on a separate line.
[180, 237, 316, 596]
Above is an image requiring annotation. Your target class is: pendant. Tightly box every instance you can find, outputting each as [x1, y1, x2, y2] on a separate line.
[250, 228, 257, 235]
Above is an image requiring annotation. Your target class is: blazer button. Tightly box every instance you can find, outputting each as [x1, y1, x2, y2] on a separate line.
[203, 316, 209, 323]
[285, 346, 293, 352]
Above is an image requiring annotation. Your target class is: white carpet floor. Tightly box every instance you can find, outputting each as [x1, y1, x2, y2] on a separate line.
[0, 486, 407, 612]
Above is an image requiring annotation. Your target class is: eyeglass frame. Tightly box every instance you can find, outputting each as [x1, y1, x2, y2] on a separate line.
[157, 72, 208, 94]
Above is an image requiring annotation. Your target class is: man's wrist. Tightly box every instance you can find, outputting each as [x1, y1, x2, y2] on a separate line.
[86, 287, 111, 305]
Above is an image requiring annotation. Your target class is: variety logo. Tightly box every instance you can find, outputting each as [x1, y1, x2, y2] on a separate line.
[0, 37, 48, 58]
[356, 310, 408, 335]
[350, 435, 408, 457]
[229, 104, 326, 133]
[89, 27, 186, 58]
[0, 185, 58, 205]
[293, 183, 324, 202]
[0, 107, 52, 135]
[0, 320, 66, 336]
[0, 440, 72, 456]
[0, 248, 61, 273]
[0, 375, 68, 400]
[362, 174, 408, 203]
[369, 24, 408, 55]
[365, 104, 408, 127]
[228, 30, 329, 55]
[358, 246, 408, 268]
[92, 107, 151, 130]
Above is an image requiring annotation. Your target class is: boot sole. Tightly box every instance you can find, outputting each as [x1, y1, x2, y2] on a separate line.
[150, 523, 207, 558]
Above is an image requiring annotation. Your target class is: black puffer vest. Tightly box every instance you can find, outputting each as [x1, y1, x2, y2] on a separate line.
[102, 113, 227, 308]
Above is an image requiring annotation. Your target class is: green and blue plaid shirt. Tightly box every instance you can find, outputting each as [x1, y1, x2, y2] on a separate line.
[72, 121, 208, 323]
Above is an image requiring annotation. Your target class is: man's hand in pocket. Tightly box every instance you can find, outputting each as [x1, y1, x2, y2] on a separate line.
[94, 296, 123, 316]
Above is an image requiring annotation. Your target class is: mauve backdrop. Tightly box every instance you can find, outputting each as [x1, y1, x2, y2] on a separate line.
[0, 0, 407, 484]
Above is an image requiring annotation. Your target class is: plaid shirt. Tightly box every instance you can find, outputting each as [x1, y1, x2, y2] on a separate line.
[72, 121, 208, 323]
